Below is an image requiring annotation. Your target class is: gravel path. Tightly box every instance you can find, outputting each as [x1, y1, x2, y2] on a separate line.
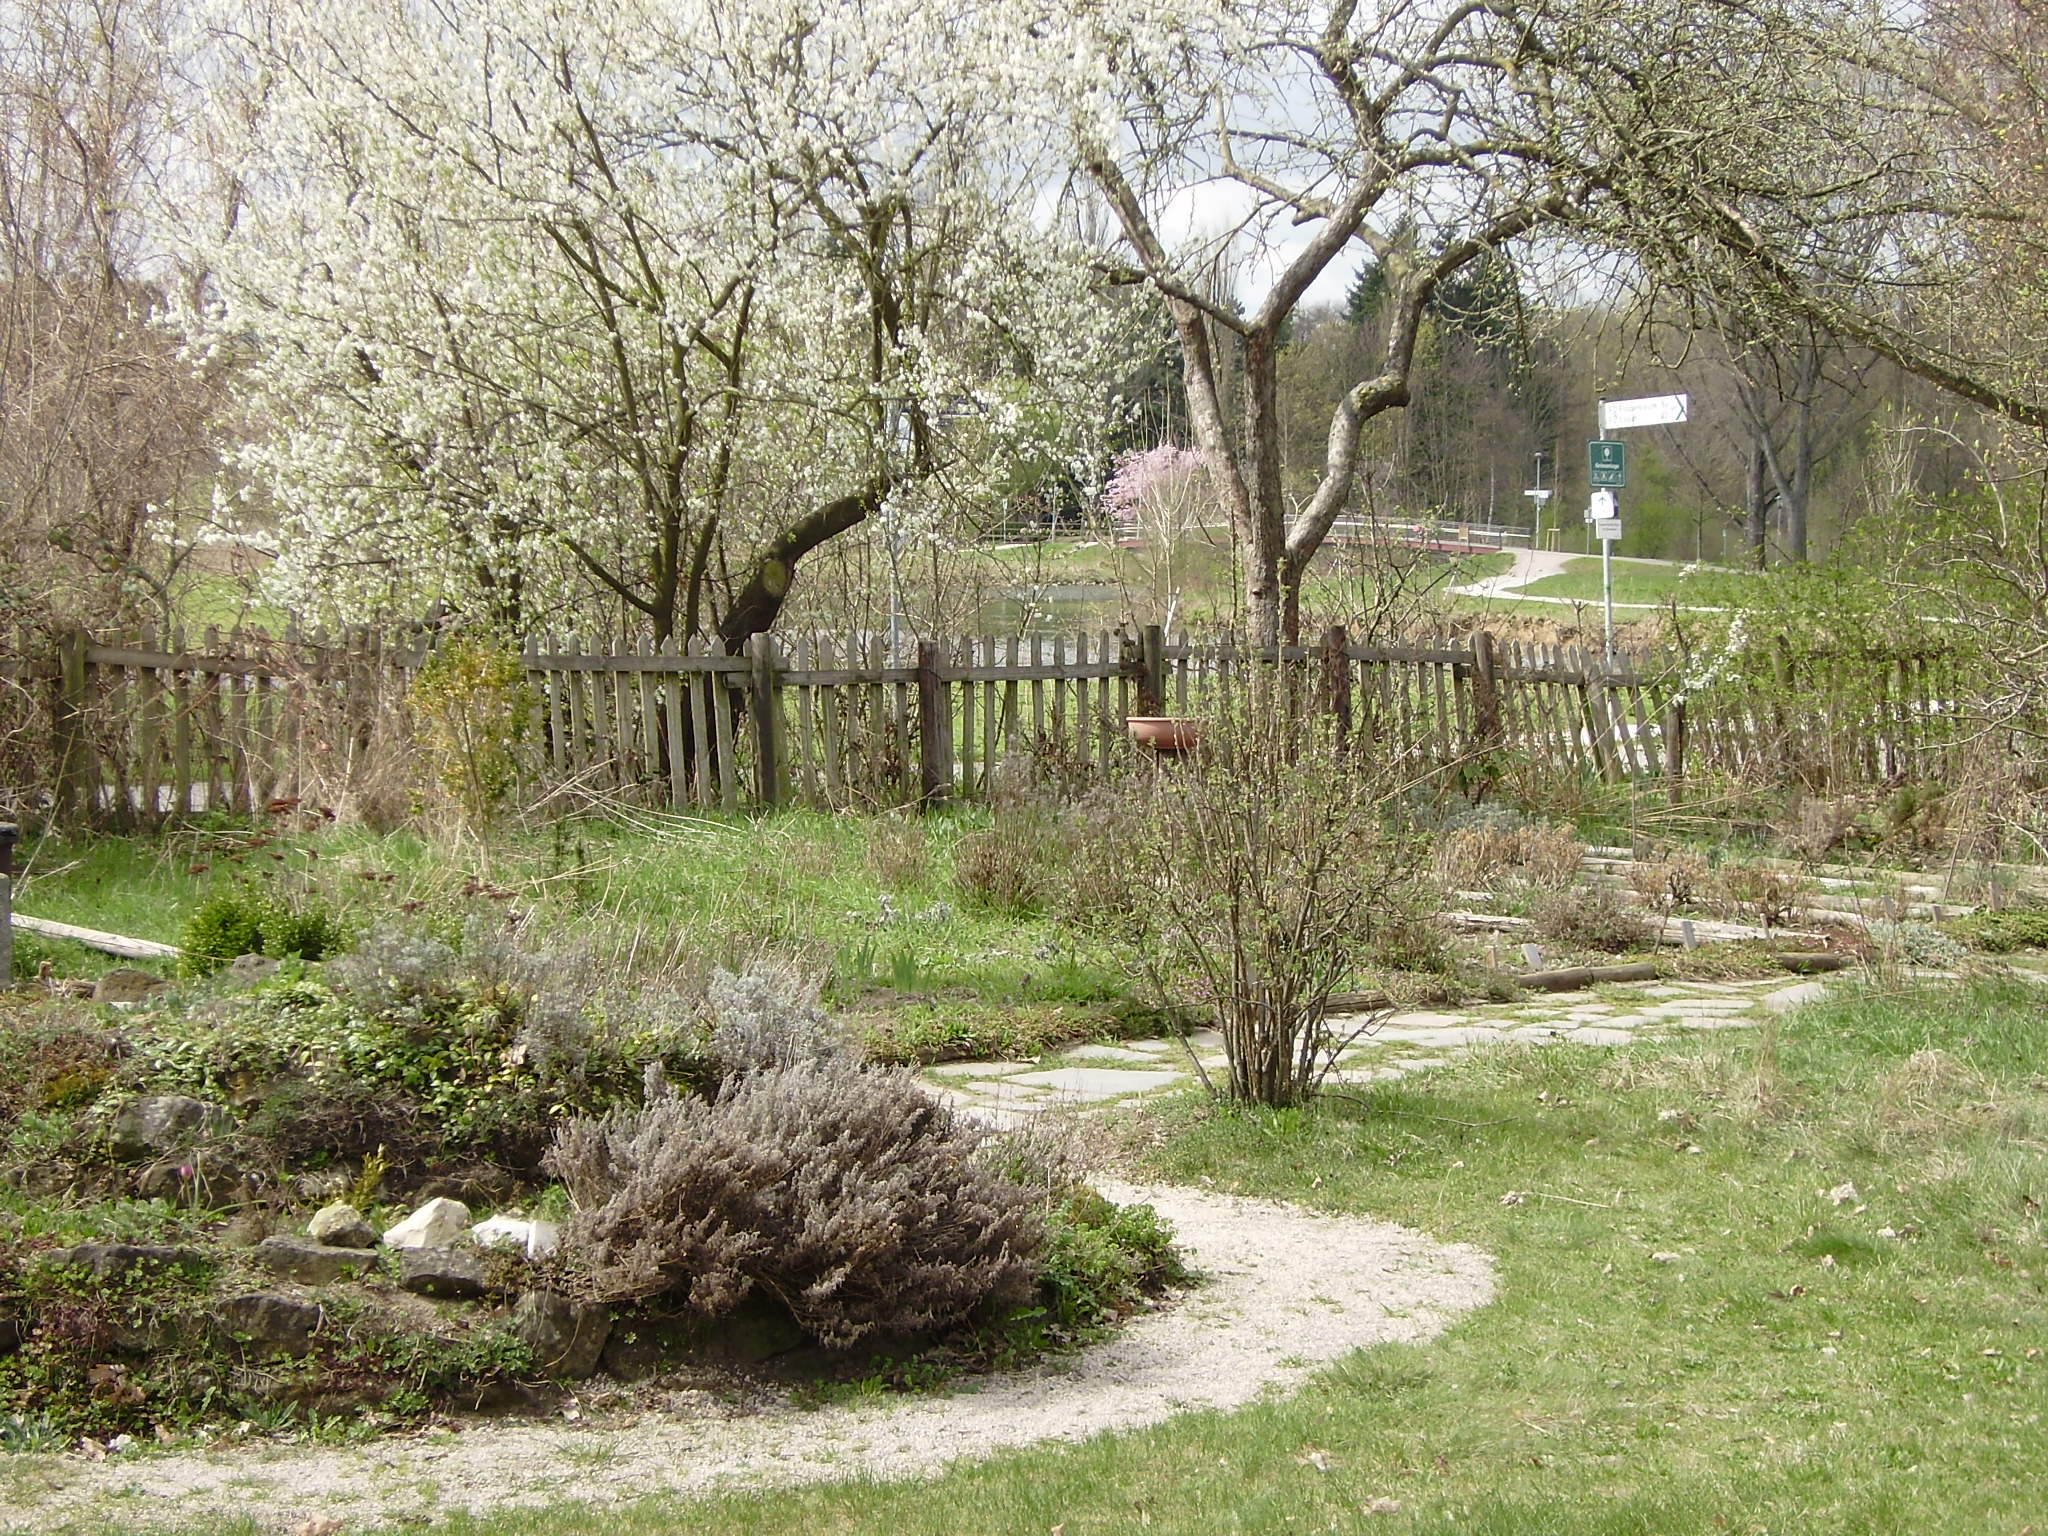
[0, 1184, 1494, 1534]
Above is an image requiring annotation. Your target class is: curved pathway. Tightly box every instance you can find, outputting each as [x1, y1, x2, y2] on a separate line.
[0, 1186, 1495, 1534]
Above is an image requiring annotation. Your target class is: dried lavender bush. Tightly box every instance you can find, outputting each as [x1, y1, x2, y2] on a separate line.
[705, 959, 850, 1077]
[547, 1062, 1043, 1347]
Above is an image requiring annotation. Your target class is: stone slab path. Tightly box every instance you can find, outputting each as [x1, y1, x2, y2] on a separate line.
[927, 974, 1832, 1125]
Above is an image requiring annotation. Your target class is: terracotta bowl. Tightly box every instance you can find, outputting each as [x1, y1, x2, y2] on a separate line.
[1125, 716, 1204, 753]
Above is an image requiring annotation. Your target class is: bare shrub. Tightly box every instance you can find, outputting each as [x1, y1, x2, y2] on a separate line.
[864, 816, 930, 891]
[1627, 851, 1710, 914]
[1059, 786, 1149, 930]
[953, 805, 1060, 916]
[547, 1062, 1042, 1347]
[1431, 815, 1583, 894]
[1115, 686, 1420, 1107]
[1716, 863, 1811, 930]
[1529, 885, 1651, 953]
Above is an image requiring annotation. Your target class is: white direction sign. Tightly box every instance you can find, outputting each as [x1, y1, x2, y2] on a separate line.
[1599, 393, 1690, 433]
[1593, 518, 1624, 542]
[1586, 488, 1618, 523]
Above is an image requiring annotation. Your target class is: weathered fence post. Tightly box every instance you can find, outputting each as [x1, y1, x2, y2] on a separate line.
[1469, 629, 1502, 751]
[915, 640, 949, 806]
[0, 821, 15, 986]
[1663, 696, 1688, 804]
[51, 628, 90, 821]
[1139, 624, 1165, 717]
[748, 633, 782, 808]
[1319, 625, 1351, 753]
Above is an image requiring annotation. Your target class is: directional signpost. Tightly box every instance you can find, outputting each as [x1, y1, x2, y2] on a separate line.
[1589, 395, 1689, 663]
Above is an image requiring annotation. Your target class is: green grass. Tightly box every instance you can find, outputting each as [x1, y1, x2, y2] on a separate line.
[386, 980, 2048, 1529]
[9, 809, 1147, 1055]
[1520, 557, 1749, 609]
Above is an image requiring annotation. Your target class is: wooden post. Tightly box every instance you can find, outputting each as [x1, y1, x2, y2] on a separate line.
[52, 627, 90, 821]
[1664, 696, 1688, 804]
[749, 632, 781, 808]
[1469, 629, 1502, 750]
[1139, 624, 1165, 716]
[916, 640, 949, 806]
[1320, 625, 1351, 753]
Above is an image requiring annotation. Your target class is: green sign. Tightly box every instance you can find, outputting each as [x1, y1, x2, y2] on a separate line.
[1589, 439, 1627, 488]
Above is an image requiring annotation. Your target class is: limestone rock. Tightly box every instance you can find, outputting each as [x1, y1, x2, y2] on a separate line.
[307, 1202, 380, 1249]
[252, 1236, 377, 1286]
[41, 1243, 206, 1282]
[512, 1291, 610, 1378]
[382, 1196, 471, 1250]
[218, 1293, 323, 1356]
[397, 1244, 488, 1299]
[471, 1215, 560, 1258]
[92, 968, 171, 1007]
[109, 1095, 229, 1162]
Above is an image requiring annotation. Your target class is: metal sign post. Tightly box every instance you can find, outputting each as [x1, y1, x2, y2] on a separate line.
[1588, 491, 1621, 664]
[1587, 394, 1690, 668]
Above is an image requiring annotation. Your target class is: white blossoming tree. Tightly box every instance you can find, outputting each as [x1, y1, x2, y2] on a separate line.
[184, 0, 1140, 644]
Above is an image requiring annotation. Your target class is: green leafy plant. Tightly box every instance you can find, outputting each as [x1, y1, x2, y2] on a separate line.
[408, 635, 540, 830]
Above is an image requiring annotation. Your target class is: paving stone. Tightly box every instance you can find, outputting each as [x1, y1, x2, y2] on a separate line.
[1057, 1044, 1166, 1065]
[926, 1061, 1015, 1079]
[1761, 981, 1829, 1013]
[1570, 1028, 1638, 1046]
[1376, 1026, 1509, 1048]
[1662, 1014, 1757, 1030]
[1642, 985, 1691, 997]
[1182, 1028, 1225, 1050]
[1384, 1010, 1470, 1029]
[1644, 997, 1753, 1015]
[1004, 1067, 1186, 1100]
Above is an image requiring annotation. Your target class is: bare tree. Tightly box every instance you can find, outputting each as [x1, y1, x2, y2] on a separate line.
[0, 0, 216, 636]
[1032, 0, 1905, 646]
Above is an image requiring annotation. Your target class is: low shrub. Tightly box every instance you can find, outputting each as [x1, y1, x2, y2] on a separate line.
[1866, 919, 1972, 968]
[547, 1060, 1043, 1347]
[1036, 1189, 1190, 1331]
[1947, 907, 2048, 953]
[865, 817, 930, 892]
[953, 811, 1060, 916]
[1716, 863, 1810, 929]
[1432, 814, 1584, 894]
[1528, 884, 1651, 953]
[178, 885, 347, 977]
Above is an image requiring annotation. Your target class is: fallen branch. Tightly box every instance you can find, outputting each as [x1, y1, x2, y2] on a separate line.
[8, 913, 179, 961]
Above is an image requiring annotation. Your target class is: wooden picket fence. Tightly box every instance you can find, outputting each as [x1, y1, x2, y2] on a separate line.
[0, 622, 1974, 826]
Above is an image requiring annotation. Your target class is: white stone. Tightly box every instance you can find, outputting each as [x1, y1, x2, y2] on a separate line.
[1383, 1011, 1469, 1029]
[471, 1215, 561, 1258]
[382, 1196, 471, 1250]
[1661, 1014, 1756, 1031]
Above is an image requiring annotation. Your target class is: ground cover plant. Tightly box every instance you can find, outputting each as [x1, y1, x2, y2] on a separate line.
[144, 972, 2031, 1536]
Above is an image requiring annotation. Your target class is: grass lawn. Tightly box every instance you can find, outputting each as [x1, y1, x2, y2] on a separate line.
[7, 811, 1166, 1058]
[351, 975, 2043, 1535]
[1519, 557, 1749, 609]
